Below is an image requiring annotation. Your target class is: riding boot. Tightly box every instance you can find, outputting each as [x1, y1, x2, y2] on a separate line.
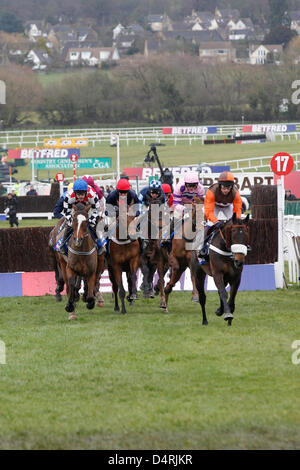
[59, 226, 73, 254]
[91, 225, 107, 255]
[138, 238, 144, 254]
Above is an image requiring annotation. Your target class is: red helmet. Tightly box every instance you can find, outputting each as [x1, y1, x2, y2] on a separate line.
[162, 183, 172, 194]
[116, 178, 130, 191]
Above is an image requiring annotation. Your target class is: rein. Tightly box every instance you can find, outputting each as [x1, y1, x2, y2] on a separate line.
[68, 245, 96, 256]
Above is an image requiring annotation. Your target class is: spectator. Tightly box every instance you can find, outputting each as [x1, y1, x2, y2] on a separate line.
[109, 185, 114, 192]
[285, 189, 297, 201]
[0, 182, 6, 196]
[105, 185, 111, 195]
[26, 185, 38, 196]
[4, 193, 19, 227]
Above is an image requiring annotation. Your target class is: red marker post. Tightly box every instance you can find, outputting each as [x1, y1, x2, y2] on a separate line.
[270, 152, 294, 289]
[270, 152, 294, 176]
[55, 172, 65, 182]
[70, 153, 78, 181]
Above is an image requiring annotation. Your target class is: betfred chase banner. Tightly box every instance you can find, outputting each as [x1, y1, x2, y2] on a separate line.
[8, 148, 81, 159]
[163, 126, 217, 134]
[123, 165, 229, 180]
[243, 124, 296, 133]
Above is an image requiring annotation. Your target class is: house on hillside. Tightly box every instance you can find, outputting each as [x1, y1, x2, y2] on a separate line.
[65, 46, 120, 66]
[249, 44, 283, 64]
[290, 11, 300, 35]
[199, 41, 236, 63]
[184, 11, 218, 30]
[227, 18, 254, 31]
[25, 48, 52, 70]
[147, 14, 173, 32]
[162, 29, 223, 44]
[24, 21, 50, 41]
[215, 8, 240, 22]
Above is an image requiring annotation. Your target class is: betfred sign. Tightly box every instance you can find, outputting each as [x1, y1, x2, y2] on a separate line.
[270, 152, 294, 176]
[163, 126, 217, 135]
[123, 167, 275, 195]
[243, 124, 296, 133]
[8, 148, 81, 159]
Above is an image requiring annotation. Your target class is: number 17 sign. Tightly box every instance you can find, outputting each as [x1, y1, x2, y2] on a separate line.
[270, 152, 294, 176]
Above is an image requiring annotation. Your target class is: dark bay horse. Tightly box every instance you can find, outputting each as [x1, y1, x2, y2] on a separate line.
[191, 214, 250, 326]
[164, 202, 204, 312]
[57, 204, 105, 320]
[139, 204, 170, 309]
[107, 208, 140, 314]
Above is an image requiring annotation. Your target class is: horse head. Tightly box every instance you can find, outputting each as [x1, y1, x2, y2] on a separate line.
[225, 213, 250, 269]
[72, 203, 90, 247]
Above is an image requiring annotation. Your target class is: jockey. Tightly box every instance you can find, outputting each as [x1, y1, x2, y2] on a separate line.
[82, 175, 104, 201]
[106, 178, 139, 215]
[161, 183, 174, 210]
[173, 170, 204, 230]
[138, 179, 165, 210]
[59, 179, 104, 254]
[198, 171, 242, 259]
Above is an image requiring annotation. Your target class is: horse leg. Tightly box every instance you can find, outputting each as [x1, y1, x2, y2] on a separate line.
[74, 276, 81, 302]
[65, 269, 77, 320]
[114, 267, 126, 314]
[215, 299, 224, 316]
[82, 279, 88, 303]
[129, 257, 139, 301]
[228, 274, 242, 315]
[55, 274, 64, 302]
[108, 268, 119, 312]
[213, 273, 232, 324]
[191, 273, 199, 302]
[86, 273, 96, 310]
[164, 260, 184, 313]
[157, 259, 167, 309]
[126, 271, 134, 305]
[140, 261, 151, 298]
[194, 268, 208, 325]
[95, 254, 105, 307]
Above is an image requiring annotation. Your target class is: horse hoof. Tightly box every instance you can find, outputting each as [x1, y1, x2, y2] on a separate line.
[55, 295, 62, 302]
[68, 313, 77, 321]
[202, 320, 208, 325]
[191, 296, 199, 302]
[114, 307, 120, 312]
[163, 308, 168, 313]
[97, 301, 104, 308]
[215, 308, 224, 316]
[227, 319, 232, 326]
[224, 312, 233, 321]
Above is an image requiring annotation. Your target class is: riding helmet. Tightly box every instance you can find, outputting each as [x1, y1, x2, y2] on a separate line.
[184, 171, 199, 184]
[73, 179, 88, 192]
[116, 178, 130, 191]
[218, 171, 235, 187]
[150, 180, 161, 189]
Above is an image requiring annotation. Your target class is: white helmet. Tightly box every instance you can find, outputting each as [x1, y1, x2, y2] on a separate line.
[184, 171, 199, 184]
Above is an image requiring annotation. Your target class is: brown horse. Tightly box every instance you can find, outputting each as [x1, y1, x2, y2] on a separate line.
[57, 204, 105, 320]
[139, 203, 170, 309]
[164, 202, 204, 312]
[107, 207, 140, 314]
[191, 213, 250, 326]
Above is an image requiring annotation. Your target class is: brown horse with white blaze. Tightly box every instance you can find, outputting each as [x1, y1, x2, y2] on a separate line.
[58, 204, 105, 320]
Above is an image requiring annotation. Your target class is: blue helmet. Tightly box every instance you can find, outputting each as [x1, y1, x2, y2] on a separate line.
[73, 179, 88, 192]
[150, 180, 161, 190]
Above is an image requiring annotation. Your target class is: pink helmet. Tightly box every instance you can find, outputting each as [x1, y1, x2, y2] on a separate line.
[184, 171, 199, 184]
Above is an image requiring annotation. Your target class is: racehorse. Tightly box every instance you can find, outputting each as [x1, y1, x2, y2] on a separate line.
[191, 213, 250, 326]
[107, 206, 140, 314]
[57, 204, 105, 320]
[139, 203, 170, 309]
[164, 201, 204, 312]
[49, 217, 87, 302]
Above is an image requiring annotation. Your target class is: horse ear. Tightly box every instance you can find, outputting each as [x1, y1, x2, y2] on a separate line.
[244, 214, 250, 224]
